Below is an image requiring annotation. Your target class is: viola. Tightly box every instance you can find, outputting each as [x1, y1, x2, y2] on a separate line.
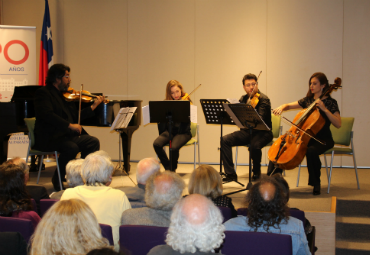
[63, 87, 109, 104]
[267, 77, 342, 170]
[247, 71, 262, 108]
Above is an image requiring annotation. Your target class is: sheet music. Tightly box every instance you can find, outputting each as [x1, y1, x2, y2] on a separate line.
[190, 105, 197, 123]
[110, 107, 137, 131]
[142, 105, 150, 125]
[227, 98, 239, 104]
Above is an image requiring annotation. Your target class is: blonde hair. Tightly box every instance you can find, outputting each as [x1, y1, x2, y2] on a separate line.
[165, 80, 185, 100]
[30, 199, 110, 255]
[188, 165, 223, 199]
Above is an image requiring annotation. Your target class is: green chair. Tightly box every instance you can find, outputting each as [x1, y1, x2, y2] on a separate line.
[234, 114, 282, 171]
[296, 117, 359, 193]
[24, 118, 63, 190]
[161, 122, 200, 169]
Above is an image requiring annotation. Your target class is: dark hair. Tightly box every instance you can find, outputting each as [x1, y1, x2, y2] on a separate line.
[87, 248, 127, 255]
[306, 72, 330, 98]
[272, 173, 290, 202]
[242, 73, 258, 85]
[0, 164, 32, 216]
[45, 63, 70, 86]
[246, 176, 289, 232]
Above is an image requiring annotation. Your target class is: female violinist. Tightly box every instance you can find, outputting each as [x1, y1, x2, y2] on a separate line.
[268, 72, 341, 195]
[153, 80, 192, 172]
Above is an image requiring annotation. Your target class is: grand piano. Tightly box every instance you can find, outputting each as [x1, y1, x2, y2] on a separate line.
[0, 86, 142, 173]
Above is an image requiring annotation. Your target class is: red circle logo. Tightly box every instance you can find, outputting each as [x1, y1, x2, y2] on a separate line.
[4, 40, 29, 65]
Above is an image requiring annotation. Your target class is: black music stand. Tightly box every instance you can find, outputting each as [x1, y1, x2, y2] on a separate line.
[149, 101, 190, 171]
[199, 99, 244, 187]
[223, 103, 271, 195]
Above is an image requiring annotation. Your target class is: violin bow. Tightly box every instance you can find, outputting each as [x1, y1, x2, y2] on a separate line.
[78, 84, 83, 125]
[187, 84, 202, 98]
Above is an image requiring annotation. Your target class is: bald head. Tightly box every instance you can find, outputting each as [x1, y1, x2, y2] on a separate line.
[182, 194, 209, 226]
[136, 158, 160, 185]
[259, 182, 276, 202]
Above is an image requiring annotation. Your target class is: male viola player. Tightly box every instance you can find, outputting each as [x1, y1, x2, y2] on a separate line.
[34, 64, 104, 191]
[221, 73, 273, 182]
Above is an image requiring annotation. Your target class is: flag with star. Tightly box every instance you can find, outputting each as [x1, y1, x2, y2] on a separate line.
[38, 0, 54, 86]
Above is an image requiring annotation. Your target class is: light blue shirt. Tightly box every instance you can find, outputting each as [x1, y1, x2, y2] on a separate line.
[224, 215, 311, 255]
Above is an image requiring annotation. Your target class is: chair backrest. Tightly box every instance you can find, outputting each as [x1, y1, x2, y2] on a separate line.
[24, 118, 36, 148]
[0, 232, 27, 255]
[0, 216, 34, 243]
[99, 224, 114, 245]
[190, 122, 197, 138]
[119, 225, 167, 255]
[40, 199, 59, 217]
[222, 231, 292, 255]
[237, 207, 305, 225]
[217, 206, 232, 223]
[330, 117, 354, 146]
[30, 199, 38, 213]
[271, 114, 281, 138]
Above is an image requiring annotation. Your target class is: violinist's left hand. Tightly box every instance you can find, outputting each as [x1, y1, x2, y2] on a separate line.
[91, 95, 104, 111]
[315, 99, 327, 112]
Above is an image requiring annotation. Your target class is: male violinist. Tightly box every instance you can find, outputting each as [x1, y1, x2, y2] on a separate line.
[221, 73, 273, 182]
[34, 64, 104, 191]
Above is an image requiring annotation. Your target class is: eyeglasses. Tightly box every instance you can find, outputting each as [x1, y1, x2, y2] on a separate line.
[63, 75, 70, 78]
[244, 82, 257, 87]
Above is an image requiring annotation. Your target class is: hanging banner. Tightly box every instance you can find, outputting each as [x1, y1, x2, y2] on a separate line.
[0, 25, 36, 102]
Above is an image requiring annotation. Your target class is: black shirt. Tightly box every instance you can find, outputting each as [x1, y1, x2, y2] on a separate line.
[239, 91, 272, 129]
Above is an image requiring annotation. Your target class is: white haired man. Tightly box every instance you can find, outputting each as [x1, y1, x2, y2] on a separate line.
[4, 157, 49, 214]
[148, 194, 225, 255]
[116, 158, 160, 207]
[121, 170, 185, 227]
[50, 158, 84, 199]
[61, 150, 131, 251]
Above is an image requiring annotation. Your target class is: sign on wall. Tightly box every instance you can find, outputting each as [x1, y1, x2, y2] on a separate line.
[0, 25, 36, 102]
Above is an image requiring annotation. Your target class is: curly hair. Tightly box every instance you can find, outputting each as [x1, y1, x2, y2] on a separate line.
[246, 176, 289, 232]
[188, 165, 223, 199]
[45, 64, 70, 86]
[166, 194, 225, 253]
[0, 164, 32, 216]
[30, 199, 110, 255]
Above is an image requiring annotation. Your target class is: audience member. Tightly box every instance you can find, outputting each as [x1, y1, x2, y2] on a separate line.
[50, 158, 84, 199]
[0, 164, 41, 229]
[61, 151, 131, 250]
[148, 194, 225, 255]
[116, 157, 160, 207]
[121, 170, 185, 227]
[4, 157, 49, 214]
[30, 199, 110, 255]
[188, 165, 237, 217]
[224, 176, 310, 255]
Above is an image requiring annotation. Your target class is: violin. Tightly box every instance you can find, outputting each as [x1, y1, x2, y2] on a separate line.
[180, 84, 202, 103]
[63, 87, 109, 104]
[247, 71, 262, 108]
[267, 77, 342, 170]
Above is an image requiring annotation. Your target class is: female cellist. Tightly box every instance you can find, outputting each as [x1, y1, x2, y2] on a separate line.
[153, 80, 192, 172]
[268, 72, 341, 195]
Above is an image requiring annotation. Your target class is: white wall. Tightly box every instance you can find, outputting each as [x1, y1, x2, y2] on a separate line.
[2, 0, 369, 167]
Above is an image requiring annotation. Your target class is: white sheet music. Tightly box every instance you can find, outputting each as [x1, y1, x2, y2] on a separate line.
[110, 107, 137, 131]
[191, 105, 197, 123]
[142, 105, 150, 125]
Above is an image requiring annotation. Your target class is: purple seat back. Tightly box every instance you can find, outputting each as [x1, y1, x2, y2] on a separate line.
[0, 216, 34, 243]
[30, 199, 37, 213]
[119, 225, 167, 255]
[237, 207, 305, 225]
[222, 231, 292, 255]
[218, 206, 232, 223]
[99, 224, 114, 245]
[40, 199, 59, 217]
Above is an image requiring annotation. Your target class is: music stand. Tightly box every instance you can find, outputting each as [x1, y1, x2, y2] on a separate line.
[223, 103, 271, 194]
[149, 101, 190, 171]
[199, 99, 244, 187]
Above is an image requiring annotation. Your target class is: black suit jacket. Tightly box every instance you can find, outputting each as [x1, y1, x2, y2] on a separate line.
[25, 185, 50, 215]
[33, 85, 94, 151]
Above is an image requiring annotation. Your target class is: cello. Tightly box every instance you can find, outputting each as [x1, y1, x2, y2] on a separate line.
[267, 77, 342, 170]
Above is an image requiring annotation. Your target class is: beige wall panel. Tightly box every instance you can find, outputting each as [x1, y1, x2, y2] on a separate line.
[127, 0, 196, 162]
[266, 0, 344, 167]
[195, 0, 267, 164]
[61, 0, 128, 159]
[342, 0, 370, 167]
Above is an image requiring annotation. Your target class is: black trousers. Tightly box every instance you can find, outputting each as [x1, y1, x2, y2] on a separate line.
[54, 134, 100, 181]
[267, 138, 334, 186]
[153, 131, 192, 171]
[221, 129, 273, 176]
